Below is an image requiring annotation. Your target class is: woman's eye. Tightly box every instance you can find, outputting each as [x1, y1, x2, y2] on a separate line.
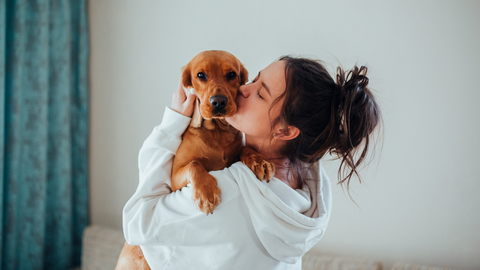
[226, 72, 237, 80]
[197, 72, 207, 80]
[257, 91, 264, 100]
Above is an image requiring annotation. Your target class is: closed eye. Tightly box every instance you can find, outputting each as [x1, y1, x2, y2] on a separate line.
[257, 91, 264, 99]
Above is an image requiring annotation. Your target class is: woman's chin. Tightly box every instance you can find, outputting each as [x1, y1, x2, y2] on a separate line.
[225, 116, 234, 125]
[225, 115, 238, 128]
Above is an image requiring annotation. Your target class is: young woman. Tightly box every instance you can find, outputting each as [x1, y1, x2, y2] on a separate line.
[122, 56, 382, 270]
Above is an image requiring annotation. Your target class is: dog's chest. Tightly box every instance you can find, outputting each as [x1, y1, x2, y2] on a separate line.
[186, 126, 242, 171]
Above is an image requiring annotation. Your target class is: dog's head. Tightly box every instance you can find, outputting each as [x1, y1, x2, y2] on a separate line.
[182, 50, 248, 127]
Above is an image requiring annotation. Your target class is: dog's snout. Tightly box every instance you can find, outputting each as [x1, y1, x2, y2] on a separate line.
[210, 95, 228, 111]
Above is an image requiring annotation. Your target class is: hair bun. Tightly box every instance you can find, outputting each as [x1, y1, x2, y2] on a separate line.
[333, 65, 373, 151]
[336, 65, 369, 91]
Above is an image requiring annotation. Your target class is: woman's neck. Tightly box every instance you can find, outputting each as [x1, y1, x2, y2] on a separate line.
[245, 134, 299, 189]
[271, 158, 300, 189]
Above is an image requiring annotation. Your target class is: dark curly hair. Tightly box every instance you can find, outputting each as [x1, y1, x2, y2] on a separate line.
[269, 56, 382, 195]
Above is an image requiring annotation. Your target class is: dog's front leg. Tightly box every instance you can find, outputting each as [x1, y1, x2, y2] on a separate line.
[240, 146, 276, 182]
[172, 160, 221, 215]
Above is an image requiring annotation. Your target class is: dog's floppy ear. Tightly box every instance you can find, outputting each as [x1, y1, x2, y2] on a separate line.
[181, 63, 193, 88]
[190, 98, 203, 128]
[239, 63, 249, 85]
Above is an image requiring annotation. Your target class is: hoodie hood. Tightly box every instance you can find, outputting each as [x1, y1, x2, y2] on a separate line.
[228, 161, 332, 264]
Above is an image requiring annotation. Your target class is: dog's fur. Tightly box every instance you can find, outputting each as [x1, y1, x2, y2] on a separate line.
[117, 50, 277, 270]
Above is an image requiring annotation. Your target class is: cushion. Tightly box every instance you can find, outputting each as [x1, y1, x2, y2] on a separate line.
[81, 225, 125, 270]
[302, 253, 383, 270]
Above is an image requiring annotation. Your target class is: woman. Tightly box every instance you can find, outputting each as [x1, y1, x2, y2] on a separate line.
[122, 56, 382, 269]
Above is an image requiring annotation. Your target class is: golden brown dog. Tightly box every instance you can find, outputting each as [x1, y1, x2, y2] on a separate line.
[116, 50, 274, 270]
[170, 50, 248, 214]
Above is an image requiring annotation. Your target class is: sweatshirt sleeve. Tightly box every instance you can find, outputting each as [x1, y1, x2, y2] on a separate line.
[122, 106, 196, 245]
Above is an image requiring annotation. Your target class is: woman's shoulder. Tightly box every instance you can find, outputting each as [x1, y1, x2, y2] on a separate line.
[227, 161, 255, 175]
[208, 164, 247, 203]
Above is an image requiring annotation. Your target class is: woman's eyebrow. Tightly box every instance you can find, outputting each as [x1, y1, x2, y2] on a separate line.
[258, 71, 271, 97]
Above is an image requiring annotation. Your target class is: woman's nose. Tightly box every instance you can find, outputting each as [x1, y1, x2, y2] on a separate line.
[238, 85, 249, 97]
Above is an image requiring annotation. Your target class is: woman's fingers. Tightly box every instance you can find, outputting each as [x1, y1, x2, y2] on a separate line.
[176, 80, 186, 99]
[171, 80, 196, 117]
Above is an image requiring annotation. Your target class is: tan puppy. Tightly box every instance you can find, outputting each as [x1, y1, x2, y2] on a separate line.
[171, 50, 248, 214]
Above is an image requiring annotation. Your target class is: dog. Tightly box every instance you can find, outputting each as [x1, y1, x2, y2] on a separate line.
[116, 50, 275, 270]
[170, 50, 248, 214]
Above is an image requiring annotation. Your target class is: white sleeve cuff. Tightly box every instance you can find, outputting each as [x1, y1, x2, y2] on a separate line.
[156, 107, 192, 138]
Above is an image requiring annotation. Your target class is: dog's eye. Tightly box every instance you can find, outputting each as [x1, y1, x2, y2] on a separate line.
[226, 72, 237, 80]
[197, 72, 207, 80]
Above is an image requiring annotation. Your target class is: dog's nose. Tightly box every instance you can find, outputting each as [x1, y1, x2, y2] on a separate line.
[210, 95, 228, 111]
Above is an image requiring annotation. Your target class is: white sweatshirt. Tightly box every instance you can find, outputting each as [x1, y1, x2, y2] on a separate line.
[122, 107, 333, 270]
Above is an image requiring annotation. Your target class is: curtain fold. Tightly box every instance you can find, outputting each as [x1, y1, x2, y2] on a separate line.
[1, 0, 89, 269]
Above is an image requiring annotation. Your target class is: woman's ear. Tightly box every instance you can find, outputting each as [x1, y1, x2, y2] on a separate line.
[240, 63, 249, 85]
[274, 126, 300, 141]
[181, 63, 192, 88]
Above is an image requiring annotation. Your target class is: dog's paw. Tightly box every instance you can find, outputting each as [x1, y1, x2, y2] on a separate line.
[241, 153, 276, 182]
[191, 175, 221, 215]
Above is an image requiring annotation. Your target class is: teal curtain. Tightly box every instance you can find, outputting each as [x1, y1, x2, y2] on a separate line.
[0, 0, 89, 269]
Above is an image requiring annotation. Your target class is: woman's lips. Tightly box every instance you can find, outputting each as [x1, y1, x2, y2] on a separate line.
[235, 95, 243, 109]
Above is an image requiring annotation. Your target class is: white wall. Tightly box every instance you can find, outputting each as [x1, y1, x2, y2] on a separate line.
[88, 1, 480, 269]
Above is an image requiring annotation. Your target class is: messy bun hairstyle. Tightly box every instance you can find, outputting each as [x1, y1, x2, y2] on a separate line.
[270, 56, 382, 193]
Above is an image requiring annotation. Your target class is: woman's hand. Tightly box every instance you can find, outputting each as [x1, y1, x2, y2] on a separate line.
[171, 80, 196, 117]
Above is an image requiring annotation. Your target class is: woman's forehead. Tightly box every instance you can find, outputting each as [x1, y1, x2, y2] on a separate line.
[261, 61, 286, 97]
